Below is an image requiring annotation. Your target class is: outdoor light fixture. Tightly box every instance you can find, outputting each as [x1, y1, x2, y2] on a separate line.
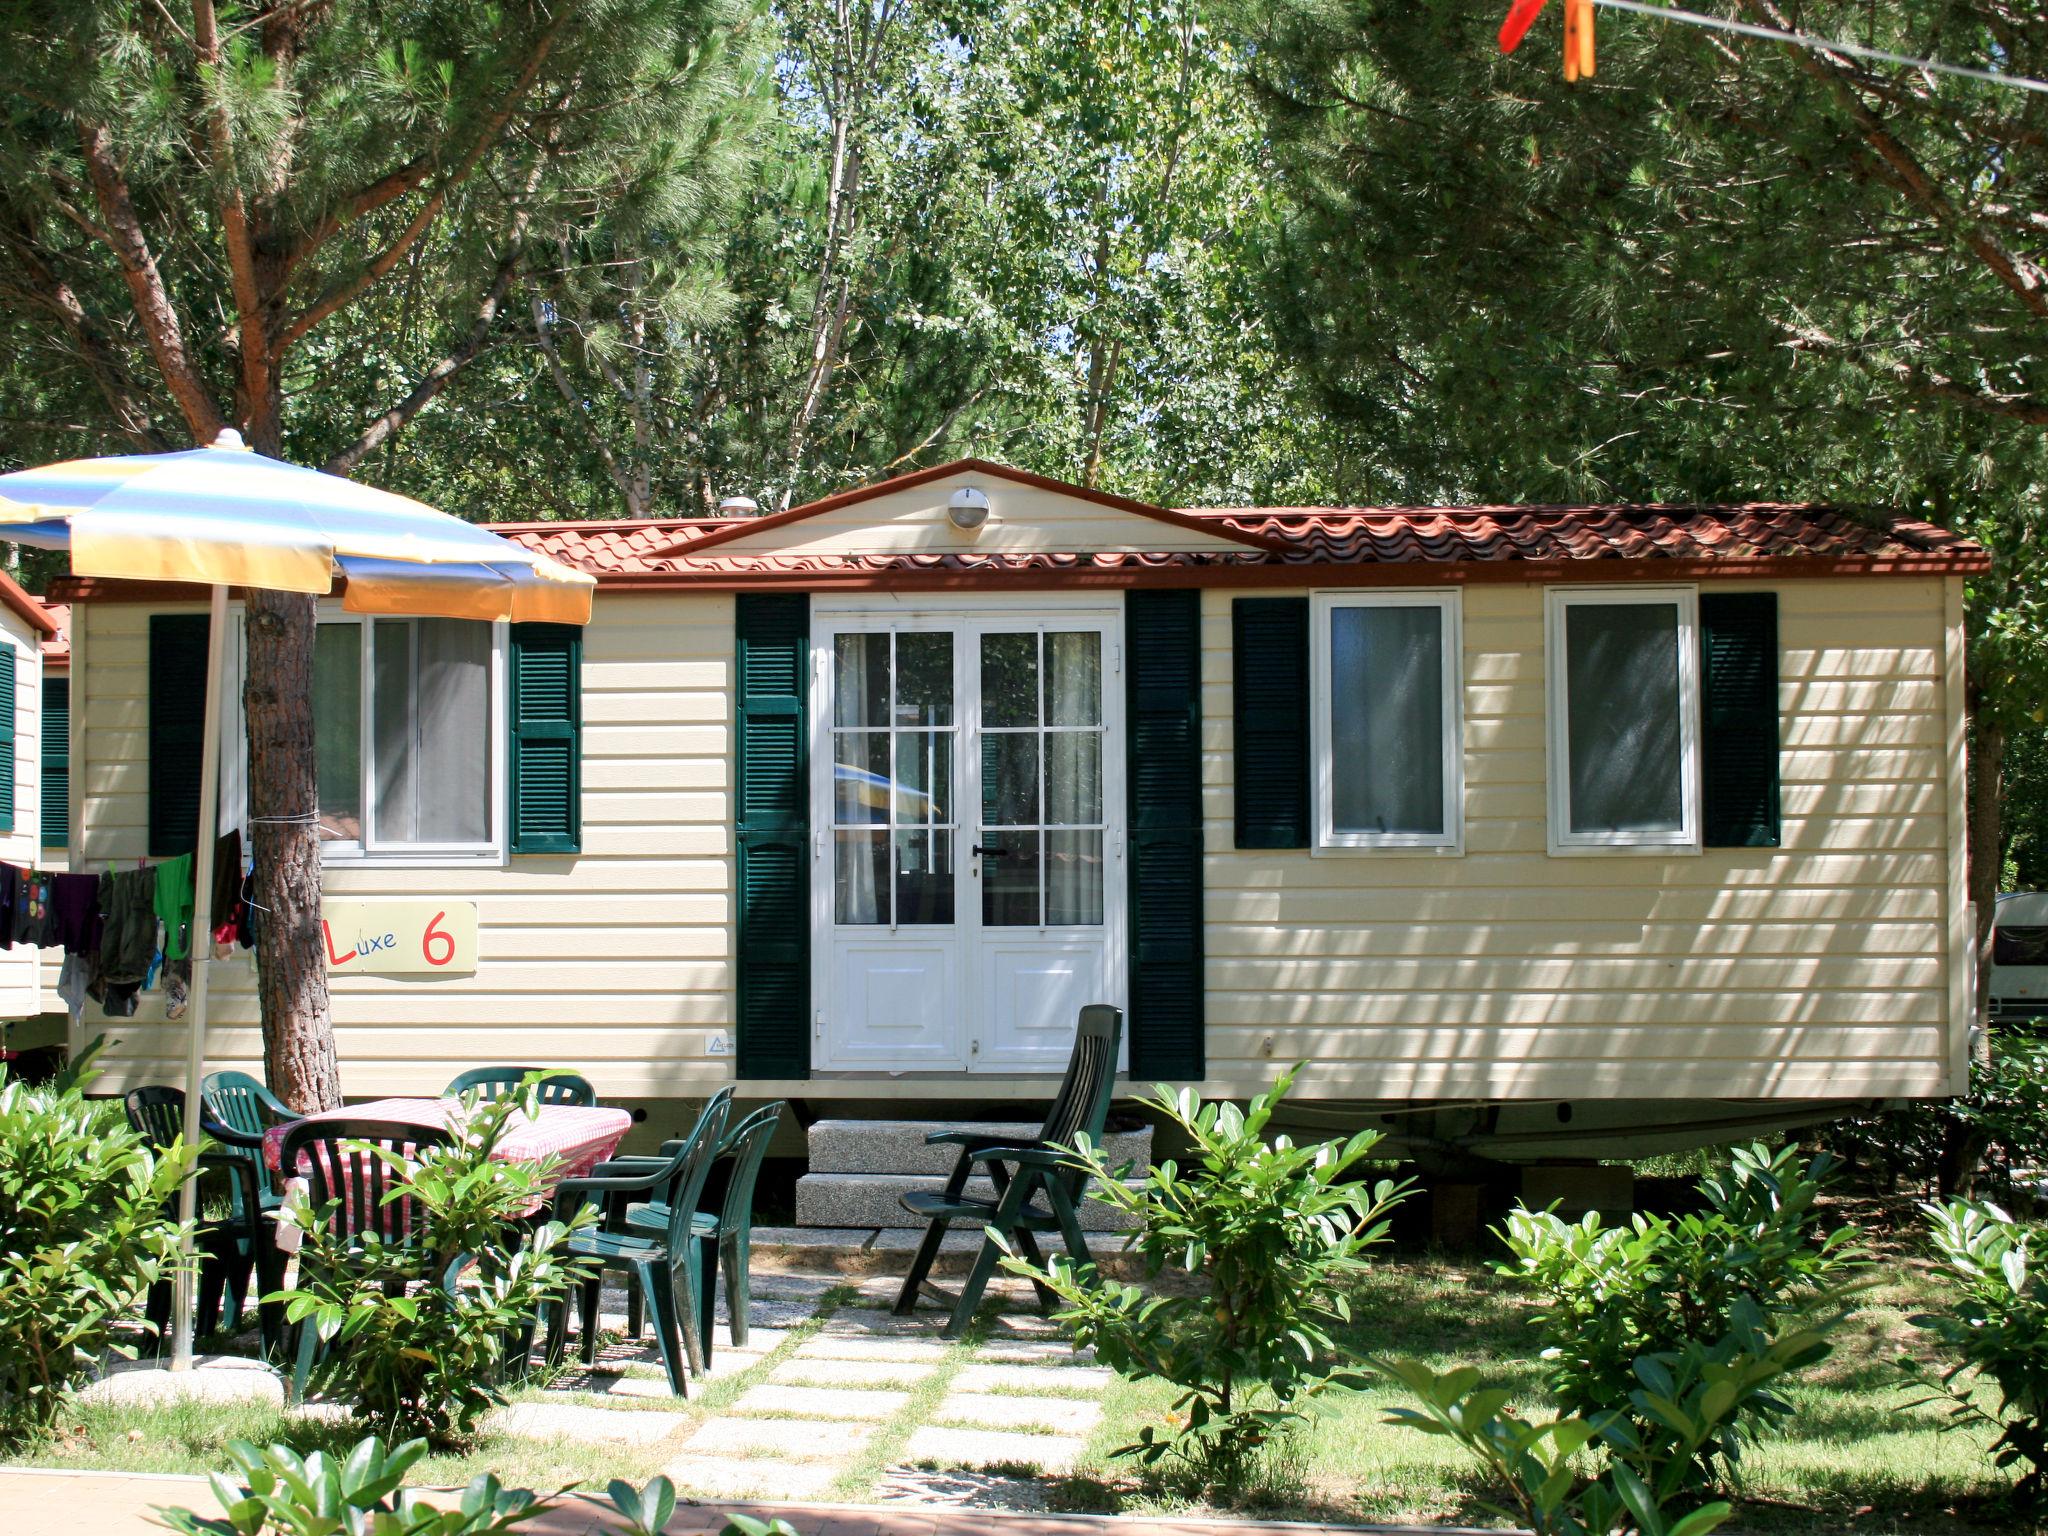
[717, 494, 759, 516]
[947, 486, 990, 531]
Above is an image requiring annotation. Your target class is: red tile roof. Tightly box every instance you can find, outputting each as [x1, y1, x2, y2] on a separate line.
[491, 498, 1987, 588]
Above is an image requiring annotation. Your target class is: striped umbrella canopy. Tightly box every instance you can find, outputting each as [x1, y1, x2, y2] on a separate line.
[0, 429, 593, 623]
[0, 429, 594, 1372]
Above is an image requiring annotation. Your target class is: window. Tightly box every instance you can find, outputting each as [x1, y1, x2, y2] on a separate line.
[1310, 591, 1462, 851]
[297, 614, 504, 860]
[1546, 587, 1700, 853]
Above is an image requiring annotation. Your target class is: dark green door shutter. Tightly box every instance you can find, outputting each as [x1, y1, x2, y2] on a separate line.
[149, 613, 209, 855]
[509, 623, 582, 854]
[1232, 597, 1310, 848]
[735, 593, 810, 1080]
[1125, 589, 1204, 1081]
[0, 645, 16, 835]
[41, 674, 67, 848]
[1700, 592, 1781, 848]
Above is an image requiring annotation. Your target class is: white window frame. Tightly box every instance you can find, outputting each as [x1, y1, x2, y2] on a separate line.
[1545, 585, 1701, 856]
[232, 605, 508, 868]
[1310, 589, 1464, 854]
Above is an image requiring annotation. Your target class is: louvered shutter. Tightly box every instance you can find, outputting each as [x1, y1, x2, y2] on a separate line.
[509, 624, 582, 854]
[1125, 589, 1204, 1081]
[0, 645, 16, 835]
[1700, 592, 1781, 847]
[149, 613, 208, 855]
[735, 593, 810, 1080]
[41, 674, 67, 848]
[1232, 597, 1310, 848]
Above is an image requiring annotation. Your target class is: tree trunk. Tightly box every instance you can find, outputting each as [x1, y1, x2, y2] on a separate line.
[242, 585, 340, 1113]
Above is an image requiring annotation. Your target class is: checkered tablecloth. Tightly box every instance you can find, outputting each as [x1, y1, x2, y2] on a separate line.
[263, 1096, 633, 1186]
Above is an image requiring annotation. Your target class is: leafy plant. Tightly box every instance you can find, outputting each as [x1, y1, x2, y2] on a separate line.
[1903, 1199, 2048, 1501]
[0, 1037, 196, 1442]
[274, 1083, 598, 1445]
[155, 1432, 801, 1535]
[1001, 1064, 1412, 1494]
[1376, 1301, 1839, 1536]
[1497, 1142, 1859, 1484]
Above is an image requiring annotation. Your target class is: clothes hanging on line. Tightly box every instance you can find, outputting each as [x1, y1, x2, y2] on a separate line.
[97, 865, 158, 985]
[154, 852, 195, 962]
[51, 872, 101, 957]
[4, 866, 55, 949]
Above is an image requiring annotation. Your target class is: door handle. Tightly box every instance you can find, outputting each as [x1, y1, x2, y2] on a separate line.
[972, 844, 1009, 858]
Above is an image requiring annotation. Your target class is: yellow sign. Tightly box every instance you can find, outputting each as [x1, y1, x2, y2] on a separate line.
[321, 900, 478, 976]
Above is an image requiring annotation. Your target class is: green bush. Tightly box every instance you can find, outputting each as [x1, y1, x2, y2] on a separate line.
[1497, 1141, 1859, 1485]
[1001, 1064, 1412, 1494]
[1377, 1299, 1840, 1536]
[0, 1039, 196, 1442]
[156, 1432, 800, 1535]
[274, 1083, 598, 1445]
[1904, 1198, 2048, 1501]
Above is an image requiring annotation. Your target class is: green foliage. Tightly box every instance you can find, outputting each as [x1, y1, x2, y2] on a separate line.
[155, 1432, 800, 1536]
[0, 1037, 196, 1442]
[1498, 1143, 1859, 1483]
[1904, 1199, 2048, 1500]
[274, 1084, 597, 1446]
[1377, 1301, 1840, 1536]
[1002, 1064, 1412, 1493]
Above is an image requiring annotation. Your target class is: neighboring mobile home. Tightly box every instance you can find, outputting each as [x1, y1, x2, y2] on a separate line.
[0, 572, 56, 1030]
[54, 461, 1987, 1158]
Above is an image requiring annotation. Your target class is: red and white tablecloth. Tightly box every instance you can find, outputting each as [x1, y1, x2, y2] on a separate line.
[263, 1096, 633, 1190]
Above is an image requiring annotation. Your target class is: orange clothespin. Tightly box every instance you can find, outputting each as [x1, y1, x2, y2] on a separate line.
[1500, 0, 1595, 82]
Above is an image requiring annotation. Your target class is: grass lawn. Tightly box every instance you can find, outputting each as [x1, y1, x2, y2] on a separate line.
[1052, 1194, 2035, 1534]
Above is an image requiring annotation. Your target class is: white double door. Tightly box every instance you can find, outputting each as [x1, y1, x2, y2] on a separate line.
[810, 607, 1126, 1072]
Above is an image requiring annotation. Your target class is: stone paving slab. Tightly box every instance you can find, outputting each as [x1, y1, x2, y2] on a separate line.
[82, 1357, 284, 1410]
[816, 1307, 952, 1337]
[488, 1402, 688, 1445]
[769, 1356, 939, 1389]
[797, 1334, 953, 1364]
[902, 1425, 1085, 1475]
[656, 1456, 848, 1500]
[973, 1337, 1094, 1364]
[732, 1383, 910, 1421]
[953, 1362, 1112, 1394]
[684, 1417, 873, 1461]
[935, 1392, 1103, 1435]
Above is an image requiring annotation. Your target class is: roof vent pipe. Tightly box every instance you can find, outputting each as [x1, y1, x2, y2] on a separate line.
[717, 494, 759, 517]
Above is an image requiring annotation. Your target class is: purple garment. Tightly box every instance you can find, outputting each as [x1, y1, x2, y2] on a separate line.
[0, 861, 17, 948]
[51, 872, 102, 957]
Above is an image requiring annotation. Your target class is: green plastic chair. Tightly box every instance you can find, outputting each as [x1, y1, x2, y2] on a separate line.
[892, 1004, 1124, 1336]
[199, 1069, 300, 1213]
[123, 1085, 285, 1355]
[546, 1090, 732, 1395]
[443, 1066, 597, 1106]
[623, 1101, 785, 1354]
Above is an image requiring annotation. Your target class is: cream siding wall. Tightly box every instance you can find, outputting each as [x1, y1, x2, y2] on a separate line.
[0, 613, 40, 1020]
[703, 481, 1254, 556]
[74, 570, 1966, 1102]
[1198, 578, 1965, 1101]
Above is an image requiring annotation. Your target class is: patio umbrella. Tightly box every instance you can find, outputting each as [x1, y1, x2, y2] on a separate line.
[0, 429, 595, 1368]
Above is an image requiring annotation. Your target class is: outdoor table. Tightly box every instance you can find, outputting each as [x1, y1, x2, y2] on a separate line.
[262, 1096, 634, 1217]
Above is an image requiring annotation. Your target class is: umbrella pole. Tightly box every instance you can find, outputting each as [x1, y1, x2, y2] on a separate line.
[170, 583, 228, 1371]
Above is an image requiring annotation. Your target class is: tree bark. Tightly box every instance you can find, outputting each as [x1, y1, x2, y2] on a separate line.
[241, 585, 339, 1113]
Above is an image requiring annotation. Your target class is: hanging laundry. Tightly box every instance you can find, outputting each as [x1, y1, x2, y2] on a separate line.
[210, 831, 241, 933]
[10, 868, 57, 949]
[154, 851, 196, 962]
[0, 860, 18, 948]
[50, 872, 102, 957]
[97, 866, 158, 984]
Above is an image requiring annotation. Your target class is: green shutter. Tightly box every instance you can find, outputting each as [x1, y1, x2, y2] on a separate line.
[1700, 592, 1781, 848]
[735, 593, 810, 1080]
[1125, 589, 1204, 1082]
[509, 623, 582, 854]
[149, 613, 208, 856]
[41, 674, 67, 848]
[0, 645, 16, 835]
[1232, 597, 1310, 848]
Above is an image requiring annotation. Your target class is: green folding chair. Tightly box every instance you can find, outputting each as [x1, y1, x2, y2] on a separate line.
[892, 1004, 1124, 1336]
[443, 1066, 597, 1106]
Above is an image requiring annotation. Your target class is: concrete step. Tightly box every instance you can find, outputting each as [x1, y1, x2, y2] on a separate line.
[794, 1171, 1142, 1232]
[806, 1118, 1152, 1177]
[749, 1225, 1146, 1280]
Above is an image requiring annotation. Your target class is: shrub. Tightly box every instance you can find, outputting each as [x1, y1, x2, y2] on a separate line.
[156, 1432, 800, 1535]
[1904, 1198, 2048, 1501]
[275, 1083, 598, 1445]
[1497, 1141, 1859, 1484]
[1001, 1064, 1412, 1494]
[0, 1038, 196, 1442]
[1377, 1299, 1839, 1536]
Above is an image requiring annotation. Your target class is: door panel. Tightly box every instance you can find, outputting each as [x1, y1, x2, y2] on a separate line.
[978, 942, 1107, 1068]
[827, 941, 961, 1068]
